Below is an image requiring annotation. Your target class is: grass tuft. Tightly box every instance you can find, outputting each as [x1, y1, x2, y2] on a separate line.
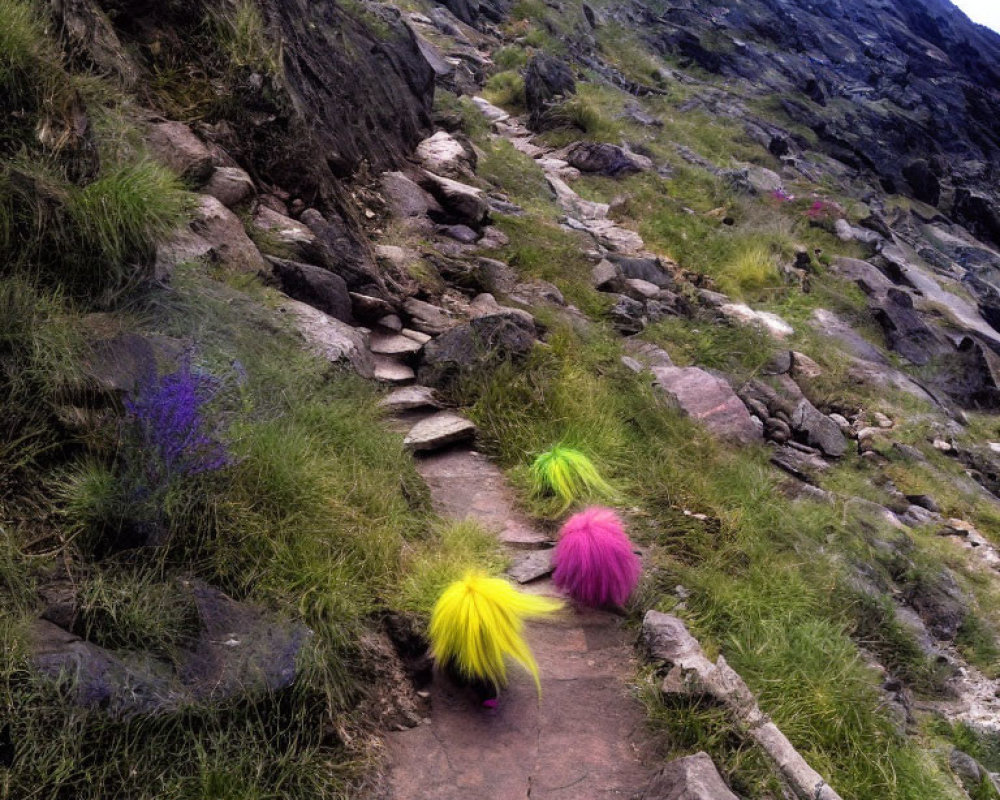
[528, 445, 613, 511]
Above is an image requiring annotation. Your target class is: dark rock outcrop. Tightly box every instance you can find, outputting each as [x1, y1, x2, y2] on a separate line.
[523, 53, 576, 130]
[641, 0, 1000, 248]
[267, 256, 352, 323]
[418, 313, 537, 387]
[563, 142, 650, 176]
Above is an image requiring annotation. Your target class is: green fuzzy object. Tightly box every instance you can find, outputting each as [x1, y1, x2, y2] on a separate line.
[529, 446, 612, 510]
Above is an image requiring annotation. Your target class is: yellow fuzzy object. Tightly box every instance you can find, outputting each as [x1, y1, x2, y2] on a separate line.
[429, 571, 563, 693]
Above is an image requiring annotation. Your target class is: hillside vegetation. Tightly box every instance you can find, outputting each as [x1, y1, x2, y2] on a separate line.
[3, 0, 1000, 797]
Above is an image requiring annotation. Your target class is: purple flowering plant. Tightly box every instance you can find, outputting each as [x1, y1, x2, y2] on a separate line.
[123, 359, 230, 493]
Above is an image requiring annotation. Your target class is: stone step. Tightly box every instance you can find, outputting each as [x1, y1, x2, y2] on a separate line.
[372, 354, 415, 384]
[370, 330, 424, 356]
[403, 411, 476, 452]
[378, 385, 441, 413]
[507, 548, 555, 583]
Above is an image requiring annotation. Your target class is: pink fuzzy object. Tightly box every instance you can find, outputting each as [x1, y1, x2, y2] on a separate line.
[552, 507, 641, 607]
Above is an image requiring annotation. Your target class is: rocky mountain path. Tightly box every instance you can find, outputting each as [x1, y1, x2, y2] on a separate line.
[379, 371, 655, 799]
[473, 97, 647, 256]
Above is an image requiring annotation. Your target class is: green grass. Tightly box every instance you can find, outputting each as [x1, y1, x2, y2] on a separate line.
[394, 520, 507, 615]
[0, 269, 510, 798]
[483, 69, 526, 111]
[443, 320, 962, 799]
[208, 0, 282, 76]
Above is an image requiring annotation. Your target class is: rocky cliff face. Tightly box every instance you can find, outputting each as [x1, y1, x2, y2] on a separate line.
[627, 0, 1000, 243]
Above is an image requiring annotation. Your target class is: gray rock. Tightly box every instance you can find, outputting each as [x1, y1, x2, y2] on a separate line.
[81, 332, 181, 395]
[439, 224, 480, 243]
[403, 298, 460, 335]
[764, 417, 792, 443]
[203, 166, 255, 207]
[191, 195, 268, 274]
[507, 549, 554, 584]
[378, 385, 440, 413]
[267, 256, 352, 323]
[608, 254, 675, 289]
[403, 411, 476, 452]
[608, 294, 646, 335]
[369, 331, 424, 357]
[624, 278, 661, 300]
[871, 288, 951, 367]
[904, 568, 969, 641]
[790, 399, 848, 457]
[415, 130, 475, 178]
[418, 313, 536, 388]
[652, 366, 762, 444]
[373, 355, 416, 384]
[279, 299, 373, 377]
[563, 141, 651, 176]
[724, 164, 782, 195]
[179, 581, 310, 702]
[949, 749, 999, 797]
[638, 752, 738, 800]
[381, 171, 443, 222]
[770, 445, 830, 484]
[524, 53, 576, 129]
[379, 314, 404, 332]
[592, 259, 621, 291]
[623, 339, 674, 369]
[351, 293, 398, 321]
[831, 257, 895, 296]
[30, 619, 184, 716]
[251, 205, 317, 252]
[420, 171, 489, 227]
[154, 228, 214, 279]
[147, 120, 213, 184]
[29, 582, 309, 716]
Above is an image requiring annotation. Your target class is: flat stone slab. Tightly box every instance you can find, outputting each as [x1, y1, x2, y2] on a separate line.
[416, 449, 550, 548]
[378, 385, 440, 413]
[403, 412, 476, 452]
[652, 366, 762, 444]
[385, 608, 653, 800]
[373, 354, 416, 384]
[638, 752, 738, 800]
[507, 548, 554, 583]
[370, 330, 424, 356]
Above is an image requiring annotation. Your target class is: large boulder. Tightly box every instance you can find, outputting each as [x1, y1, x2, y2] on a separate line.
[638, 752, 739, 800]
[267, 256, 352, 323]
[524, 54, 576, 129]
[790, 399, 848, 457]
[415, 131, 476, 179]
[608, 254, 675, 289]
[203, 166, 255, 208]
[179, 582, 310, 702]
[29, 582, 309, 716]
[147, 121, 213, 184]
[871, 288, 951, 366]
[190, 195, 268, 274]
[278, 299, 373, 377]
[652, 366, 762, 444]
[904, 568, 969, 641]
[563, 142, 651, 176]
[381, 171, 444, 229]
[418, 313, 536, 387]
[419, 172, 489, 227]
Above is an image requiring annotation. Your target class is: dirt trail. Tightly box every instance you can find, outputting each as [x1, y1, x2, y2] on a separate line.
[383, 445, 655, 800]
